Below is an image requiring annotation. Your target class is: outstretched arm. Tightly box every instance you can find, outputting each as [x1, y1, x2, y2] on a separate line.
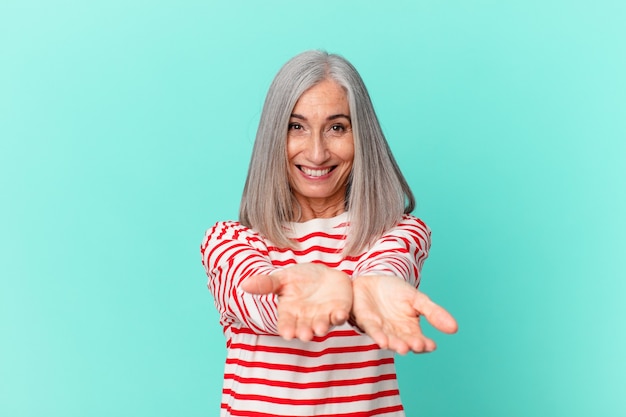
[350, 216, 457, 354]
[201, 221, 281, 334]
[242, 263, 353, 342]
[351, 274, 457, 354]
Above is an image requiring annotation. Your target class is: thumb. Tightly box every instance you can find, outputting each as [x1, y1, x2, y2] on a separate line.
[413, 292, 458, 334]
[241, 273, 282, 295]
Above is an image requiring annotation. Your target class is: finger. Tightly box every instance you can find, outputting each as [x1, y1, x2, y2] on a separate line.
[330, 309, 349, 326]
[277, 310, 297, 340]
[358, 319, 389, 349]
[311, 314, 331, 337]
[295, 316, 315, 342]
[387, 335, 410, 355]
[241, 274, 282, 295]
[385, 321, 433, 355]
[408, 334, 436, 353]
[398, 318, 437, 353]
[412, 292, 458, 334]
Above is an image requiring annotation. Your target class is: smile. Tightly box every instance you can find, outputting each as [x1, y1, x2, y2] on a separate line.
[298, 166, 335, 177]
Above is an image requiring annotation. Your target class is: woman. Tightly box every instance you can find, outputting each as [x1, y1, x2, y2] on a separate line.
[201, 50, 457, 417]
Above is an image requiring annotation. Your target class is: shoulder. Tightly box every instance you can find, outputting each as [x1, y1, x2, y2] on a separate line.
[380, 214, 431, 250]
[390, 214, 431, 237]
[204, 220, 267, 243]
[204, 220, 246, 239]
[397, 214, 431, 236]
[201, 220, 272, 253]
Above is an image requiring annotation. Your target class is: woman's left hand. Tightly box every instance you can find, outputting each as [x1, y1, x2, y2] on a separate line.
[351, 275, 458, 354]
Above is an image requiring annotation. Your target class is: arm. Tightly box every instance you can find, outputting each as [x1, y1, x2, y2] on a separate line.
[352, 215, 431, 286]
[350, 215, 458, 354]
[200, 221, 280, 334]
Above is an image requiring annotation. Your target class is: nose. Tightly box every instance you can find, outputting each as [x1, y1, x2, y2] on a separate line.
[305, 130, 330, 164]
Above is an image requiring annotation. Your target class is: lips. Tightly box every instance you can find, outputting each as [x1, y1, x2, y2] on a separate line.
[298, 165, 334, 177]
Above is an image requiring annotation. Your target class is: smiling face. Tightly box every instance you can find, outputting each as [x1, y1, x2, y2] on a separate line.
[287, 79, 355, 221]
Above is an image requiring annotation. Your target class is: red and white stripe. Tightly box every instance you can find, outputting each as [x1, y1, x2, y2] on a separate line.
[200, 213, 431, 416]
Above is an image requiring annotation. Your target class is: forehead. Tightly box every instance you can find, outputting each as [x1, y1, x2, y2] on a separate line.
[292, 80, 350, 114]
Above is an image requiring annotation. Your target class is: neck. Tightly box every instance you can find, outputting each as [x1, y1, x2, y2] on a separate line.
[295, 197, 346, 222]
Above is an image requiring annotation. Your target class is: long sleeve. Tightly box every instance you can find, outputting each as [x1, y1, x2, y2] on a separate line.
[351, 215, 431, 288]
[200, 221, 280, 335]
[202, 213, 412, 417]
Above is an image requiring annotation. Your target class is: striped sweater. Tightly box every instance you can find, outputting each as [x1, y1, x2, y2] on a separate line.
[200, 212, 431, 417]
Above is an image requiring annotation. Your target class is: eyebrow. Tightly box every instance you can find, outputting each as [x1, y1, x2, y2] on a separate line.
[290, 113, 351, 122]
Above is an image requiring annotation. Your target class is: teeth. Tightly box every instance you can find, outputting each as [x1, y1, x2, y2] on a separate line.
[301, 166, 331, 177]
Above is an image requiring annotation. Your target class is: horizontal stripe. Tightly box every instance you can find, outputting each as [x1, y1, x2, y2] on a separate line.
[224, 388, 400, 406]
[230, 326, 358, 341]
[223, 372, 397, 389]
[201, 213, 430, 416]
[228, 341, 380, 357]
[291, 231, 347, 243]
[225, 357, 394, 373]
[222, 404, 404, 417]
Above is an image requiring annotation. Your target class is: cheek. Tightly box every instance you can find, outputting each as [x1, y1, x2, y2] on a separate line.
[346, 145, 355, 162]
[286, 139, 297, 161]
[336, 139, 355, 162]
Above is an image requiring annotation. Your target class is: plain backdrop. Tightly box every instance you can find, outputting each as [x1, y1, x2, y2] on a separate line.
[1, 0, 625, 416]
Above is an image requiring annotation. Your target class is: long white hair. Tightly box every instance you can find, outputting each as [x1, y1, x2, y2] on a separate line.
[239, 50, 415, 255]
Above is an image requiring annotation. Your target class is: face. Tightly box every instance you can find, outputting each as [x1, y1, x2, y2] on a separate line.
[287, 79, 354, 219]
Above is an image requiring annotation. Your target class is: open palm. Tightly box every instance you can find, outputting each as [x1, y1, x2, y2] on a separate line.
[243, 263, 353, 342]
[352, 275, 458, 354]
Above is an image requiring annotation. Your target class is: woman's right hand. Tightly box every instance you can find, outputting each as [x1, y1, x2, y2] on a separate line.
[242, 263, 353, 342]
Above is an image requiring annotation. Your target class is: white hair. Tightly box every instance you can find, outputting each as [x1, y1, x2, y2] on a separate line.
[239, 50, 415, 255]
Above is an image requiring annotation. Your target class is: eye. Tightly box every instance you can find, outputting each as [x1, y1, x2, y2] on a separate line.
[288, 122, 303, 130]
[328, 124, 349, 136]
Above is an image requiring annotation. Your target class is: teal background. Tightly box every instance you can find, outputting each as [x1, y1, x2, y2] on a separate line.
[2, 0, 625, 416]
